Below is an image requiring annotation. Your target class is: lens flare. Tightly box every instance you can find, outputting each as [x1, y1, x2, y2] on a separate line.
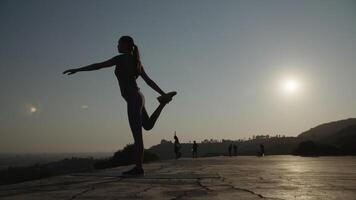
[30, 106, 37, 113]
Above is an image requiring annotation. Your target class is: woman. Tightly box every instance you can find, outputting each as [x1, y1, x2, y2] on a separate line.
[63, 36, 176, 176]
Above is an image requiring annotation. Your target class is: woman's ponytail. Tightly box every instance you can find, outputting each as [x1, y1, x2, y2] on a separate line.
[132, 44, 142, 75]
[118, 36, 142, 76]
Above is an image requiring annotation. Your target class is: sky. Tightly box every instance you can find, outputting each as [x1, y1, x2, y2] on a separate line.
[0, 0, 355, 153]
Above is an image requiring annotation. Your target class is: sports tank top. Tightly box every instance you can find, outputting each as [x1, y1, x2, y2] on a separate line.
[114, 54, 140, 97]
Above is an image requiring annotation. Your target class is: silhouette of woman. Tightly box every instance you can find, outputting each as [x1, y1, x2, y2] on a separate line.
[63, 36, 176, 176]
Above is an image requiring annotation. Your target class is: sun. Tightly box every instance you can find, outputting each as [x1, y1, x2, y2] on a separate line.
[282, 78, 300, 94]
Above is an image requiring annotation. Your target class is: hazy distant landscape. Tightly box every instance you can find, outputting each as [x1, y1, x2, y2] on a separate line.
[2, 118, 356, 169]
[2, 118, 356, 166]
[1, 118, 355, 185]
[0, 152, 112, 170]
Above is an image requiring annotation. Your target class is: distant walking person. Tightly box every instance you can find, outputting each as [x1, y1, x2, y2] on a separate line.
[192, 141, 198, 158]
[63, 36, 177, 176]
[174, 133, 182, 159]
[233, 144, 238, 156]
[228, 144, 232, 157]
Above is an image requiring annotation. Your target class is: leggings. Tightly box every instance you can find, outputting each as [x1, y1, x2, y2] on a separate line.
[124, 90, 165, 166]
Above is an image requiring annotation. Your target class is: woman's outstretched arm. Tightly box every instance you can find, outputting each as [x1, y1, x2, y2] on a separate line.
[140, 67, 166, 95]
[63, 56, 119, 75]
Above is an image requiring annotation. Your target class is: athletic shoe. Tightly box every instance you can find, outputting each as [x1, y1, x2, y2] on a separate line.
[157, 91, 177, 104]
[122, 166, 144, 177]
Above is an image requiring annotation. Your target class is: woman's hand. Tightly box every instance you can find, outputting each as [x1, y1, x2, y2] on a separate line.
[63, 68, 78, 75]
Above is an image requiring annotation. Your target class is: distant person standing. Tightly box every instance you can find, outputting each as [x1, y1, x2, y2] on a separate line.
[228, 144, 232, 157]
[233, 144, 238, 156]
[174, 133, 181, 159]
[259, 144, 265, 157]
[192, 141, 198, 158]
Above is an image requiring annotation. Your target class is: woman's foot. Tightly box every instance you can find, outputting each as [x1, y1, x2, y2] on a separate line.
[122, 166, 144, 176]
[157, 91, 177, 104]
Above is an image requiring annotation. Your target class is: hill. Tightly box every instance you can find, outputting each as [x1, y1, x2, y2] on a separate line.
[293, 118, 356, 156]
[297, 118, 356, 142]
[323, 124, 356, 154]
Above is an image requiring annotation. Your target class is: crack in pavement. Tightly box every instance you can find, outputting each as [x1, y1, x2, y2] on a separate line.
[231, 186, 265, 198]
[168, 177, 210, 200]
[131, 185, 155, 198]
[219, 176, 267, 199]
[170, 176, 271, 200]
[220, 176, 285, 200]
[170, 190, 189, 200]
[196, 178, 213, 192]
[0, 178, 120, 199]
[197, 176, 274, 199]
[0, 179, 98, 192]
[70, 186, 95, 200]
[69, 178, 123, 200]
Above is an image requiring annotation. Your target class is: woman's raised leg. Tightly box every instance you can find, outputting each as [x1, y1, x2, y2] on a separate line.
[142, 91, 177, 131]
[142, 104, 166, 131]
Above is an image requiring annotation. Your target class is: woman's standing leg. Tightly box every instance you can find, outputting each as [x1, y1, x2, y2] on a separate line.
[126, 92, 144, 169]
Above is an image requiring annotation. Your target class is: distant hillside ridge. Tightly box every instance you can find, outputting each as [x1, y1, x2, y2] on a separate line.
[325, 124, 356, 154]
[297, 118, 356, 142]
[149, 137, 298, 160]
[149, 118, 356, 159]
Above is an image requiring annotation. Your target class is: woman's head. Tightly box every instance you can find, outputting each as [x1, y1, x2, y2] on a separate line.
[118, 36, 142, 74]
[118, 36, 134, 53]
